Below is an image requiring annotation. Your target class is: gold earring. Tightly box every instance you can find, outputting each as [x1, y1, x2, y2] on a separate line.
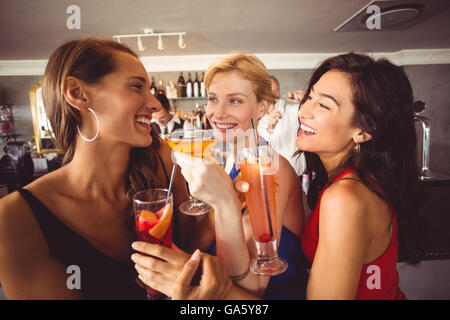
[353, 143, 360, 153]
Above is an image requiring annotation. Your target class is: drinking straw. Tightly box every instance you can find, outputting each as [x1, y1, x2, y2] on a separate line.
[166, 164, 177, 206]
[250, 119, 274, 239]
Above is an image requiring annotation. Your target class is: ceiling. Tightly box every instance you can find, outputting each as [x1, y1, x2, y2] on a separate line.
[1, 0, 450, 60]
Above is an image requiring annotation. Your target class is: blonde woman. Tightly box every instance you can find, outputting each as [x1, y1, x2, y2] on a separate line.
[132, 53, 307, 300]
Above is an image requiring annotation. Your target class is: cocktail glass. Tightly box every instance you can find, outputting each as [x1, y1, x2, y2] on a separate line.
[133, 188, 173, 299]
[237, 144, 288, 276]
[166, 128, 215, 216]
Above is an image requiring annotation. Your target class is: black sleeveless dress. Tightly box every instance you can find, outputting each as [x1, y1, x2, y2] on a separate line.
[17, 187, 146, 300]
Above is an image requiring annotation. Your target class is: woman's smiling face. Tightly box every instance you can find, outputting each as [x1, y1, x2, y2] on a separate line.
[85, 51, 162, 147]
[296, 70, 362, 159]
[205, 71, 266, 139]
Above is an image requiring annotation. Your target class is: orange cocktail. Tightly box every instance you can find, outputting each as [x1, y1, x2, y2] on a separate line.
[240, 162, 277, 243]
[238, 145, 287, 276]
[166, 129, 215, 216]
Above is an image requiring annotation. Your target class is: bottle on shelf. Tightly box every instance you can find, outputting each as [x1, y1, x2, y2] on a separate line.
[177, 72, 186, 98]
[193, 72, 200, 98]
[200, 72, 206, 97]
[186, 73, 193, 98]
[150, 76, 157, 95]
[167, 81, 177, 99]
[193, 103, 202, 129]
[201, 113, 211, 130]
[157, 80, 165, 95]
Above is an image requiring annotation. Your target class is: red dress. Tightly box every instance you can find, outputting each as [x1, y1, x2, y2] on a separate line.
[301, 169, 406, 300]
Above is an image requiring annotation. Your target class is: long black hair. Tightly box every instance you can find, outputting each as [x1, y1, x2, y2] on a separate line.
[298, 53, 425, 264]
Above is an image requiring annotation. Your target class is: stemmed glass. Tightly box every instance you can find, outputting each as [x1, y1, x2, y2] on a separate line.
[166, 128, 215, 216]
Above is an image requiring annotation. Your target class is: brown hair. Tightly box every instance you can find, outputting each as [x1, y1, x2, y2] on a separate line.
[42, 38, 162, 202]
[204, 52, 276, 105]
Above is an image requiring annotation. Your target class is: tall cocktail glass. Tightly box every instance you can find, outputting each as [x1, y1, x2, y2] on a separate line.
[237, 145, 288, 276]
[133, 188, 173, 299]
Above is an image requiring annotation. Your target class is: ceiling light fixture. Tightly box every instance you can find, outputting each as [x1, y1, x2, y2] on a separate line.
[113, 29, 187, 52]
[137, 36, 145, 52]
[157, 35, 165, 50]
[178, 34, 186, 49]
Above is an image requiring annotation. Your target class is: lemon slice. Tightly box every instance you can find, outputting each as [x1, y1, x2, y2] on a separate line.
[148, 203, 172, 239]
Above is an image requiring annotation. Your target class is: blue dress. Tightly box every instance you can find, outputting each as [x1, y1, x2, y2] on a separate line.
[208, 162, 308, 300]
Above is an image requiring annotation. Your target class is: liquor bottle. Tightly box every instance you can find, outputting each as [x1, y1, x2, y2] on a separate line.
[177, 72, 186, 97]
[193, 103, 202, 129]
[157, 80, 165, 95]
[186, 73, 193, 98]
[150, 76, 157, 95]
[200, 72, 206, 97]
[167, 81, 177, 99]
[193, 72, 200, 98]
[201, 113, 211, 129]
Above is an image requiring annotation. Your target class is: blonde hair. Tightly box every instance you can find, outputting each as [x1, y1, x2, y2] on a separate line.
[204, 52, 276, 105]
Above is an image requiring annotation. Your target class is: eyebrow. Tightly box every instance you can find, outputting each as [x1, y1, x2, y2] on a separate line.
[311, 88, 340, 107]
[208, 91, 249, 98]
[127, 76, 147, 83]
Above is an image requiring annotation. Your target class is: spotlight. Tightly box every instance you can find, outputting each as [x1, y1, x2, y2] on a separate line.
[157, 35, 165, 50]
[178, 34, 186, 49]
[137, 36, 145, 52]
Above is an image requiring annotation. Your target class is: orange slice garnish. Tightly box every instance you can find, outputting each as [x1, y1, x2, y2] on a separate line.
[148, 203, 172, 239]
[139, 210, 158, 221]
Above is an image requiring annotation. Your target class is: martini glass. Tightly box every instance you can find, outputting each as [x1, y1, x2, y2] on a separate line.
[166, 128, 215, 215]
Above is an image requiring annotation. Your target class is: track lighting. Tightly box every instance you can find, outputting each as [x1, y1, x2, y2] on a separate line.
[157, 35, 165, 50]
[113, 29, 187, 52]
[178, 34, 186, 49]
[137, 36, 145, 52]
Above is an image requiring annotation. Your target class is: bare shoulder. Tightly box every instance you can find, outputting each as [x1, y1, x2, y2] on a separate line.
[0, 172, 82, 299]
[0, 189, 49, 257]
[318, 177, 373, 241]
[0, 169, 66, 257]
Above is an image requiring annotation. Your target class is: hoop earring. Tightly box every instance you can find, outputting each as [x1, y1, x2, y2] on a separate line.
[353, 143, 360, 153]
[77, 108, 100, 142]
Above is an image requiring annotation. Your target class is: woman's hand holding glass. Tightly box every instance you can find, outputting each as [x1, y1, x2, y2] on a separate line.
[173, 151, 241, 212]
[131, 242, 233, 300]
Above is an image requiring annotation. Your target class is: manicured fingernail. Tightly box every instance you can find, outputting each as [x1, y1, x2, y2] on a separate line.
[132, 242, 140, 250]
[241, 182, 249, 192]
[131, 254, 137, 261]
[190, 249, 201, 262]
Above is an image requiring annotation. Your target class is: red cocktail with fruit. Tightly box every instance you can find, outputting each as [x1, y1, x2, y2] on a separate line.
[133, 189, 173, 299]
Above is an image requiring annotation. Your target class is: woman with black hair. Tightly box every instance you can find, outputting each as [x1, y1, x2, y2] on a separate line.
[132, 52, 423, 300]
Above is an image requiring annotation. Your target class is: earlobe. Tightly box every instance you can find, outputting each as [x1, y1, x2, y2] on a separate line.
[62, 76, 89, 111]
[353, 131, 372, 144]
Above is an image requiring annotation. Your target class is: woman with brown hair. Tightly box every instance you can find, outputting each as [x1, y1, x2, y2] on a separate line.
[0, 38, 190, 299]
[133, 52, 423, 300]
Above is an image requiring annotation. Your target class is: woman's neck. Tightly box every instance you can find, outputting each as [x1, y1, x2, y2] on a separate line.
[64, 139, 131, 202]
[319, 149, 352, 180]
